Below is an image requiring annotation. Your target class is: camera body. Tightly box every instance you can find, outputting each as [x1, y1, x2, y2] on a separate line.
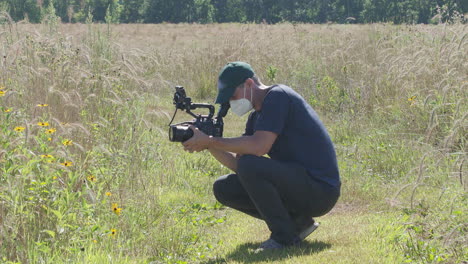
[169, 86, 229, 142]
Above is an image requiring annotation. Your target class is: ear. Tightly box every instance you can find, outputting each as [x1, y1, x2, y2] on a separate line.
[245, 78, 255, 87]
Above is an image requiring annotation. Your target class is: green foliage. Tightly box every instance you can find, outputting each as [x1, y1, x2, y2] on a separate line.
[193, 0, 215, 23]
[41, 0, 59, 32]
[23, 0, 42, 23]
[266, 65, 278, 83]
[2, 0, 467, 24]
[104, 0, 122, 24]
[120, 0, 144, 23]
[309, 76, 350, 113]
[394, 195, 467, 263]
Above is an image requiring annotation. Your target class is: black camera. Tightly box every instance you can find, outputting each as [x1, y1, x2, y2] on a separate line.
[168, 86, 229, 142]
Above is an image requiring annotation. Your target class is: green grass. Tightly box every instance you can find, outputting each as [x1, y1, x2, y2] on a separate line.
[0, 20, 466, 263]
[206, 208, 407, 264]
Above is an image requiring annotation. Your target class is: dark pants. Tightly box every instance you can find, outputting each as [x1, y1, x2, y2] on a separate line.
[212, 155, 340, 245]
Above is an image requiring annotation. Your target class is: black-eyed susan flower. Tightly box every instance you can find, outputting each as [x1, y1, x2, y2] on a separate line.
[109, 229, 117, 237]
[45, 128, 56, 134]
[14, 126, 25, 132]
[60, 161, 73, 167]
[37, 122, 49, 127]
[41, 155, 55, 163]
[37, 104, 49, 107]
[105, 192, 112, 196]
[62, 139, 73, 146]
[87, 175, 97, 182]
[114, 207, 122, 215]
[408, 95, 416, 105]
[111, 203, 122, 215]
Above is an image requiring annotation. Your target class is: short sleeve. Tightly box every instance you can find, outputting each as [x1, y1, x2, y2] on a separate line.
[255, 87, 290, 135]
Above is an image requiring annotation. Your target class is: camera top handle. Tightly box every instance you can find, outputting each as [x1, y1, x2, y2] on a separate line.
[173, 86, 215, 120]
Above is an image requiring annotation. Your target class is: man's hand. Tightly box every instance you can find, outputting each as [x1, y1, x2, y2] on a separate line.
[182, 125, 211, 153]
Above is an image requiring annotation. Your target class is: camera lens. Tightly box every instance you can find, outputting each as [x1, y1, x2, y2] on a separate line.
[169, 125, 194, 142]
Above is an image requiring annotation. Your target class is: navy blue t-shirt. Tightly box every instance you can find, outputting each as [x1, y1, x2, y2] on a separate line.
[243, 85, 340, 189]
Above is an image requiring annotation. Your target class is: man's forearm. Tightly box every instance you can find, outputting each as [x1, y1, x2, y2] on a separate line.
[208, 148, 238, 172]
[209, 136, 263, 156]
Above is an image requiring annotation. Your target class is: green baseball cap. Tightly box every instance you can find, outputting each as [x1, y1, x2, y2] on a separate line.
[215, 61, 255, 104]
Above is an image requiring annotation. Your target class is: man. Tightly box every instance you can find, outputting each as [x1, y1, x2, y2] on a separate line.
[182, 61, 340, 250]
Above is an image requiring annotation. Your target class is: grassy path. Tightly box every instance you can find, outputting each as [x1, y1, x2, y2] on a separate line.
[205, 204, 406, 264]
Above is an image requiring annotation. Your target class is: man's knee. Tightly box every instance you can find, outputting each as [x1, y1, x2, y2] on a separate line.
[212, 177, 230, 205]
[237, 154, 260, 178]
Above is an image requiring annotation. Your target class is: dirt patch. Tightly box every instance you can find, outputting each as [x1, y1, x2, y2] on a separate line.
[327, 202, 369, 215]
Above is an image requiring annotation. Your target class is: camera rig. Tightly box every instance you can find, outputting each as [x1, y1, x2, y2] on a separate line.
[168, 86, 229, 142]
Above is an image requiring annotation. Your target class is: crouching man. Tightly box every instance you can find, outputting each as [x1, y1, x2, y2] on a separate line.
[182, 62, 341, 251]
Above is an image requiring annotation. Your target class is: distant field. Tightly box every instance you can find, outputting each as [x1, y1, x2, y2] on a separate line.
[0, 22, 466, 263]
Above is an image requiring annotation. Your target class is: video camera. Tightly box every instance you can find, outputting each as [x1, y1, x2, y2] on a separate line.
[168, 86, 229, 142]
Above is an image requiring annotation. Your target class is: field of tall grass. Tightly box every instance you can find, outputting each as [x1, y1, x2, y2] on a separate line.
[0, 15, 466, 263]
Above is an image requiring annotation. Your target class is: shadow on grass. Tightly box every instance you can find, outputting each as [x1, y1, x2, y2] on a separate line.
[201, 240, 332, 264]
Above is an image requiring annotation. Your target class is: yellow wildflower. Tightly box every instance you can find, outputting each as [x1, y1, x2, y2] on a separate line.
[0, 90, 5, 97]
[45, 128, 56, 134]
[87, 175, 97, 182]
[37, 122, 49, 127]
[62, 139, 73, 146]
[60, 161, 73, 167]
[37, 104, 49, 107]
[112, 203, 122, 215]
[114, 207, 122, 215]
[109, 229, 117, 237]
[53, 176, 57, 180]
[48, 137, 52, 141]
[41, 155, 55, 163]
[92, 239, 97, 243]
[407, 95, 417, 106]
[105, 192, 112, 196]
[4, 108, 12, 112]
[14, 126, 25, 132]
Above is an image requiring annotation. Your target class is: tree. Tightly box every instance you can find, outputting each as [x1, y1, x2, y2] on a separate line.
[145, 0, 196, 23]
[104, 0, 122, 23]
[193, 0, 215, 23]
[5, 0, 41, 22]
[120, 0, 144, 23]
[1, 0, 466, 24]
[361, 0, 391, 23]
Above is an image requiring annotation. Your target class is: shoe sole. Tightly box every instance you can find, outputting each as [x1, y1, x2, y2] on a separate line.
[298, 222, 319, 241]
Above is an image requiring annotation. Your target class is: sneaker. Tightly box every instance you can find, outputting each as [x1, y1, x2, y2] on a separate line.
[254, 238, 285, 253]
[296, 218, 319, 241]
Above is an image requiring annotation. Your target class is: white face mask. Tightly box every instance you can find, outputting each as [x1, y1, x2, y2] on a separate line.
[230, 85, 253, 117]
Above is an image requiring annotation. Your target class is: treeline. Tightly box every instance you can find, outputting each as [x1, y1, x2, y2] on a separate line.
[1, 0, 467, 24]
